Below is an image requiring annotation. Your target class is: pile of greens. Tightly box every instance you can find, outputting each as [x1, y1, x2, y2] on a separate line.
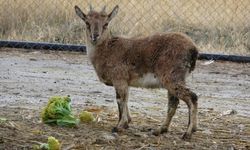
[41, 96, 79, 127]
[34, 136, 61, 150]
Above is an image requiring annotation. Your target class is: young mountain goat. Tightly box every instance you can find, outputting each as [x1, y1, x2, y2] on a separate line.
[75, 5, 199, 140]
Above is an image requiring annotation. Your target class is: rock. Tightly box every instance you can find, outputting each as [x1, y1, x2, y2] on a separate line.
[90, 91, 102, 94]
[103, 133, 116, 141]
[133, 132, 148, 138]
[238, 124, 245, 132]
[94, 133, 116, 144]
[105, 99, 114, 102]
[221, 109, 237, 116]
[202, 60, 214, 65]
[202, 129, 212, 135]
[29, 58, 37, 61]
[227, 144, 236, 150]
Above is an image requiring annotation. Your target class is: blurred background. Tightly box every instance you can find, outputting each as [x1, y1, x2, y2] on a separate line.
[0, 0, 249, 55]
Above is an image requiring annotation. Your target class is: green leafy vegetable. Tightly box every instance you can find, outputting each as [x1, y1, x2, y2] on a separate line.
[35, 136, 61, 150]
[41, 96, 79, 127]
[47, 136, 61, 150]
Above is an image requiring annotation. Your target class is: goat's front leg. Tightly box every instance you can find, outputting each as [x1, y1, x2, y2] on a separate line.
[112, 82, 130, 132]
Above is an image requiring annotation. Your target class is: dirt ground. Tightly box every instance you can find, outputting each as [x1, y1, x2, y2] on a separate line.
[0, 49, 249, 150]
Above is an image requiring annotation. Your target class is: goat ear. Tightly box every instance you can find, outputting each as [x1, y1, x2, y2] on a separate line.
[108, 5, 119, 22]
[75, 5, 87, 21]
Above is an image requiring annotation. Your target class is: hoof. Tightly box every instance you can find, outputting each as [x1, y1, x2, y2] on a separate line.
[123, 123, 129, 129]
[152, 129, 161, 136]
[182, 132, 192, 140]
[112, 127, 119, 133]
[192, 127, 197, 133]
[111, 124, 129, 133]
[112, 127, 125, 133]
[128, 117, 132, 123]
[152, 127, 168, 136]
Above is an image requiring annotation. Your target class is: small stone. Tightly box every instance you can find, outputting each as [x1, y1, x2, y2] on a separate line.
[221, 109, 237, 116]
[238, 124, 245, 132]
[94, 133, 116, 144]
[102, 133, 116, 140]
[13, 92, 20, 95]
[202, 60, 214, 65]
[105, 99, 113, 102]
[29, 58, 37, 61]
[202, 129, 212, 135]
[90, 91, 102, 94]
[133, 132, 148, 138]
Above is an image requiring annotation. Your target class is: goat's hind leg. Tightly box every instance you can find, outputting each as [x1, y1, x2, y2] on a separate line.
[169, 83, 198, 140]
[191, 93, 198, 133]
[153, 93, 179, 136]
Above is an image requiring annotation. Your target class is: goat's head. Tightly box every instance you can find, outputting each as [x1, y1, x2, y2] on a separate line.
[75, 5, 119, 45]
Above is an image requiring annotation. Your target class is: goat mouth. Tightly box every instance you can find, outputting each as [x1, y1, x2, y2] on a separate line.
[91, 40, 98, 45]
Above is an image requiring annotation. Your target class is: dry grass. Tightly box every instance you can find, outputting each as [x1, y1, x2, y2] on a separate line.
[0, 0, 249, 55]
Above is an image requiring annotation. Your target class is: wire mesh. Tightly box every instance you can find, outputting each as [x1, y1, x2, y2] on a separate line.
[0, 0, 249, 55]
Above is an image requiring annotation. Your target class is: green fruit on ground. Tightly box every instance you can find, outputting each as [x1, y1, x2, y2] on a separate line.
[79, 111, 95, 123]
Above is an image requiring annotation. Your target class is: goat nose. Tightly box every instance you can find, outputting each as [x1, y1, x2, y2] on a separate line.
[92, 33, 99, 41]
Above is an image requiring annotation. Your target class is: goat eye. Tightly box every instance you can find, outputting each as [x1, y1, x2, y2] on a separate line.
[103, 23, 108, 29]
[86, 22, 90, 29]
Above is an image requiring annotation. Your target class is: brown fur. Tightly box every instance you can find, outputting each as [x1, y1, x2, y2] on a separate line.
[92, 33, 197, 86]
[75, 5, 199, 140]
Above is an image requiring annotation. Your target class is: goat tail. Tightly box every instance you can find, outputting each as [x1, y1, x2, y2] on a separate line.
[189, 47, 198, 73]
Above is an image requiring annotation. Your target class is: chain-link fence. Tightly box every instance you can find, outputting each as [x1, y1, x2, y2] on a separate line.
[0, 0, 250, 55]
